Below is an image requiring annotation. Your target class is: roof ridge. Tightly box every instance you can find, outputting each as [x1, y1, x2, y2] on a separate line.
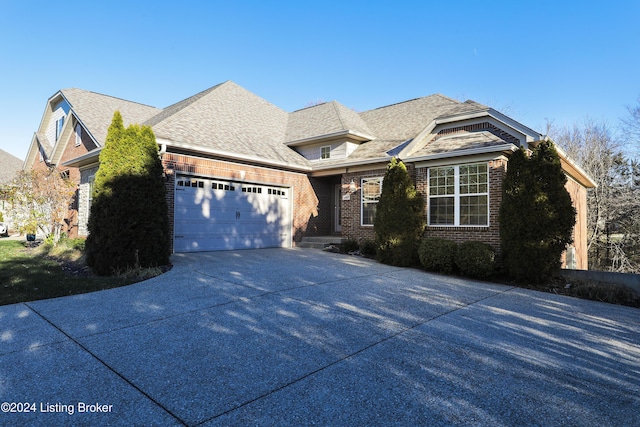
[144, 81, 229, 127]
[362, 93, 456, 113]
[331, 101, 347, 130]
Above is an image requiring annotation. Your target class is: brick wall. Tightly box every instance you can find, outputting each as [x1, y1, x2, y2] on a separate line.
[340, 167, 387, 243]
[162, 152, 319, 251]
[563, 176, 588, 270]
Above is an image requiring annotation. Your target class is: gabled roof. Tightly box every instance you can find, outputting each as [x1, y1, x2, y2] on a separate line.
[60, 88, 161, 145]
[410, 131, 511, 157]
[359, 94, 464, 141]
[0, 149, 23, 184]
[285, 101, 374, 143]
[149, 81, 309, 168]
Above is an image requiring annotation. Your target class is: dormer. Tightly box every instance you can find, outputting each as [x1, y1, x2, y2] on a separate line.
[285, 101, 374, 162]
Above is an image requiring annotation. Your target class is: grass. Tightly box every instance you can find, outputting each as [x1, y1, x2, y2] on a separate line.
[0, 239, 166, 306]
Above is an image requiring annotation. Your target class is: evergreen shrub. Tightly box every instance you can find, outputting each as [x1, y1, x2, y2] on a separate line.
[455, 241, 496, 279]
[375, 158, 426, 266]
[359, 239, 377, 257]
[86, 112, 170, 275]
[418, 237, 457, 274]
[500, 141, 576, 283]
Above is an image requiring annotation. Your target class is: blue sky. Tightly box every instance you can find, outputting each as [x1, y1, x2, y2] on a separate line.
[1, 0, 639, 160]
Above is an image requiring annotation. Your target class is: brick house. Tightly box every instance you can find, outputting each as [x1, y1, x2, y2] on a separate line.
[23, 81, 595, 269]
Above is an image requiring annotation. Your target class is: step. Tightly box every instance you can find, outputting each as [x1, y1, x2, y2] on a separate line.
[298, 236, 345, 249]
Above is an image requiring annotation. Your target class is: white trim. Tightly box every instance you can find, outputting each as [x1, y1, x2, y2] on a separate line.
[285, 129, 373, 147]
[409, 144, 517, 166]
[158, 138, 312, 172]
[75, 124, 82, 146]
[360, 176, 383, 226]
[320, 145, 331, 160]
[427, 163, 490, 227]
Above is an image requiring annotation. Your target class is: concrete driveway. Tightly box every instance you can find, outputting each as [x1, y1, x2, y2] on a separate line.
[1, 249, 639, 426]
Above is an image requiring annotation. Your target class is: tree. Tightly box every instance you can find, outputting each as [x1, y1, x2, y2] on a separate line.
[86, 111, 170, 275]
[374, 158, 425, 266]
[500, 141, 576, 282]
[8, 168, 76, 245]
[551, 119, 640, 272]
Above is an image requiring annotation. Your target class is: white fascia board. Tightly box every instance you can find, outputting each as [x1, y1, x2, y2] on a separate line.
[61, 147, 102, 168]
[159, 138, 312, 172]
[540, 137, 597, 188]
[285, 130, 373, 147]
[409, 144, 517, 168]
[397, 120, 437, 158]
[310, 156, 391, 172]
[68, 110, 101, 149]
[434, 110, 542, 146]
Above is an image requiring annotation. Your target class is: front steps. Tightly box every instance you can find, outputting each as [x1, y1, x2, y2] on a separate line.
[297, 236, 346, 249]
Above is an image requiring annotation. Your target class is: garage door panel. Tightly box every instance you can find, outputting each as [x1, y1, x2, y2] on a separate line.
[174, 177, 291, 252]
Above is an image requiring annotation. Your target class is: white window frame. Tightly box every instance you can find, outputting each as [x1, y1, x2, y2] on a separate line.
[320, 145, 331, 160]
[75, 124, 82, 146]
[428, 163, 489, 227]
[361, 177, 383, 226]
[55, 117, 64, 141]
[88, 175, 95, 212]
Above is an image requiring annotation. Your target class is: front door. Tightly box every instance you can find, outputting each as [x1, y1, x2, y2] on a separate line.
[334, 184, 342, 233]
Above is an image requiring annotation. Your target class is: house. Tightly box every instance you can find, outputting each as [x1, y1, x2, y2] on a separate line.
[23, 81, 595, 269]
[0, 148, 24, 232]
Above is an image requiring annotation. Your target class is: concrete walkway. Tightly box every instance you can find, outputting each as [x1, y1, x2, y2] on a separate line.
[1, 248, 639, 426]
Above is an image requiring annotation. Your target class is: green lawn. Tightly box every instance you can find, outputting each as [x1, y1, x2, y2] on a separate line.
[0, 240, 153, 306]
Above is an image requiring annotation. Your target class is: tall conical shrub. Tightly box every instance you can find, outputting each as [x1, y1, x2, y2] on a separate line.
[500, 141, 576, 282]
[374, 158, 426, 266]
[86, 111, 170, 275]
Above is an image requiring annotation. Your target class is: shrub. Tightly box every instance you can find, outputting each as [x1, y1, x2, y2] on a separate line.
[86, 112, 170, 275]
[500, 142, 576, 283]
[360, 239, 377, 257]
[375, 158, 426, 266]
[418, 238, 457, 274]
[340, 239, 359, 253]
[455, 241, 496, 279]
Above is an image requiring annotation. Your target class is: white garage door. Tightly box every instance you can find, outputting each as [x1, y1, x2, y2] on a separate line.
[174, 176, 292, 252]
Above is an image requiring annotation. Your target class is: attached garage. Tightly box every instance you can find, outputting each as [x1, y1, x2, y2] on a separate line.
[174, 176, 292, 252]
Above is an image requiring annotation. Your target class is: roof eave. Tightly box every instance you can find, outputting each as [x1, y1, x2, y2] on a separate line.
[160, 139, 312, 172]
[406, 144, 518, 164]
[285, 130, 373, 147]
[61, 148, 102, 168]
[538, 137, 597, 188]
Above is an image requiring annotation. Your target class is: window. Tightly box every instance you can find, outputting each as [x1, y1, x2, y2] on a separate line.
[361, 177, 382, 226]
[320, 145, 331, 160]
[55, 117, 64, 141]
[88, 176, 95, 211]
[428, 163, 489, 226]
[75, 124, 82, 146]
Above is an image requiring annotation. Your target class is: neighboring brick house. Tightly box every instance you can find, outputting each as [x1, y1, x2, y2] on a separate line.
[23, 81, 595, 269]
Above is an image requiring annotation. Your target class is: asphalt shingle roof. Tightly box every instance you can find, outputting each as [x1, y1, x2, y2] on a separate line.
[54, 82, 516, 170]
[61, 88, 161, 145]
[0, 149, 23, 183]
[149, 81, 309, 168]
[411, 131, 509, 157]
[286, 101, 374, 142]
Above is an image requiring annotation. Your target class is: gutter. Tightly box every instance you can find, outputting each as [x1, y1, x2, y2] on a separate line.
[158, 139, 312, 172]
[405, 143, 518, 164]
[285, 129, 374, 147]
